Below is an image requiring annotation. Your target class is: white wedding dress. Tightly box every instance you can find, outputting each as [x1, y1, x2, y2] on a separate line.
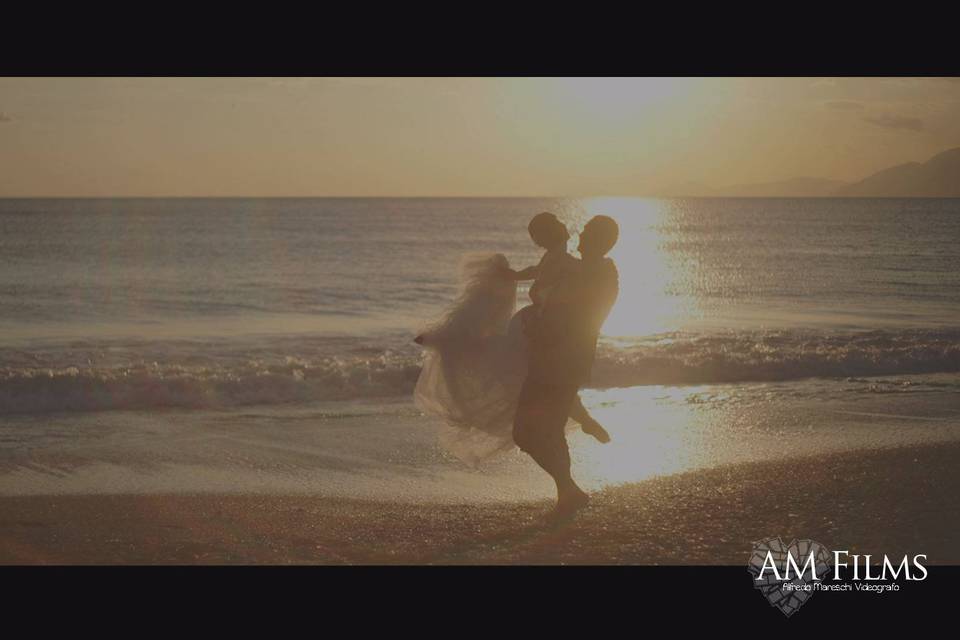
[414, 253, 531, 466]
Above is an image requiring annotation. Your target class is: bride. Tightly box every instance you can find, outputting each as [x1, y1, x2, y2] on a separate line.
[413, 214, 609, 466]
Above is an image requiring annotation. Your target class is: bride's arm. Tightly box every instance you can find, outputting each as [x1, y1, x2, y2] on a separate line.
[510, 265, 539, 281]
[496, 264, 538, 281]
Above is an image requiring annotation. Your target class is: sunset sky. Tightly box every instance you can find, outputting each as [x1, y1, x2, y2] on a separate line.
[2, 77, 959, 197]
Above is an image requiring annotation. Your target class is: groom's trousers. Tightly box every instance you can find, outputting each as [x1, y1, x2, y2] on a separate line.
[515, 297, 597, 480]
[512, 377, 579, 481]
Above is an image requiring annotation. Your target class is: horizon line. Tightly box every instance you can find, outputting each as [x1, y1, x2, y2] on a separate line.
[3, 195, 960, 200]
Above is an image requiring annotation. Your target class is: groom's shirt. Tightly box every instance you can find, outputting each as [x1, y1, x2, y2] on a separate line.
[528, 257, 619, 387]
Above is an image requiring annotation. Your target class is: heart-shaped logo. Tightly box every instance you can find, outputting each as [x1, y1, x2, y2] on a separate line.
[747, 537, 834, 617]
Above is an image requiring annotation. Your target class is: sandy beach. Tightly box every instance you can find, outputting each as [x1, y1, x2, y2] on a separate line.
[1, 441, 957, 565]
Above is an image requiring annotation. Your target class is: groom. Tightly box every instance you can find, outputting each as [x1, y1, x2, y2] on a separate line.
[513, 215, 620, 517]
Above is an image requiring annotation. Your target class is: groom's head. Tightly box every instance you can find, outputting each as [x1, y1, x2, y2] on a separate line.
[578, 215, 619, 258]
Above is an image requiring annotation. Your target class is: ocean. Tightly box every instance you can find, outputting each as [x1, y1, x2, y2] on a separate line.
[2, 197, 959, 500]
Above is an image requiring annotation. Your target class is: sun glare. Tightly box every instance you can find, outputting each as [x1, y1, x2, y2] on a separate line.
[551, 77, 697, 122]
[575, 197, 697, 338]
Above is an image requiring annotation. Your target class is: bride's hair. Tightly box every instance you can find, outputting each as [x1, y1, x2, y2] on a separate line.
[419, 253, 517, 346]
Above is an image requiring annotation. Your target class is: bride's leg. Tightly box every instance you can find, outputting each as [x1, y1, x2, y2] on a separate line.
[567, 394, 591, 425]
[569, 394, 611, 443]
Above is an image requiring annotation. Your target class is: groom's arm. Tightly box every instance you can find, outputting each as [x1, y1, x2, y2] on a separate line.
[533, 277, 585, 345]
[541, 273, 585, 306]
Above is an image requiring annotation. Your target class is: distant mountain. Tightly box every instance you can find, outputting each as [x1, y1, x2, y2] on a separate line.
[835, 147, 960, 197]
[657, 181, 717, 197]
[660, 177, 848, 198]
[721, 177, 849, 198]
[658, 146, 960, 198]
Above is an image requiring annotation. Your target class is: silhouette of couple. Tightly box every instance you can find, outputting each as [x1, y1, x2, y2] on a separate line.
[415, 213, 619, 518]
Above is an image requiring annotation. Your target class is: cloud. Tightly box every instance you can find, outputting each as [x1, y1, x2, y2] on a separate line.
[825, 100, 864, 111]
[0, 113, 11, 123]
[861, 113, 923, 132]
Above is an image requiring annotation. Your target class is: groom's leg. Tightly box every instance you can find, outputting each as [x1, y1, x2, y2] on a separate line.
[513, 378, 576, 483]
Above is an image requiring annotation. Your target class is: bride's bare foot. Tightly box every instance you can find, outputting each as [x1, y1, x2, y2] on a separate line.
[581, 418, 611, 443]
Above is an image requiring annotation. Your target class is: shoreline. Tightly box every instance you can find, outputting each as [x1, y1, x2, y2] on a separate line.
[1, 441, 958, 565]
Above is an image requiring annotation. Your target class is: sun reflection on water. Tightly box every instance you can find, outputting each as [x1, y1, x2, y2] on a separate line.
[568, 386, 712, 490]
[559, 197, 702, 339]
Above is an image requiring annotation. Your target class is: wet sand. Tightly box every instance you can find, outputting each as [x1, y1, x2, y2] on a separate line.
[1, 441, 957, 565]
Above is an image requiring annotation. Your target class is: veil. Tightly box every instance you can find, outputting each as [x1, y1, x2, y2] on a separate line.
[414, 253, 528, 466]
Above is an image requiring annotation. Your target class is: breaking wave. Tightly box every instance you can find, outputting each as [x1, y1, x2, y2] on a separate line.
[1, 328, 958, 415]
[590, 328, 960, 388]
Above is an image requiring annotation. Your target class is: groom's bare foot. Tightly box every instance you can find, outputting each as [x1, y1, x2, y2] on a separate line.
[581, 419, 611, 443]
[551, 487, 590, 521]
